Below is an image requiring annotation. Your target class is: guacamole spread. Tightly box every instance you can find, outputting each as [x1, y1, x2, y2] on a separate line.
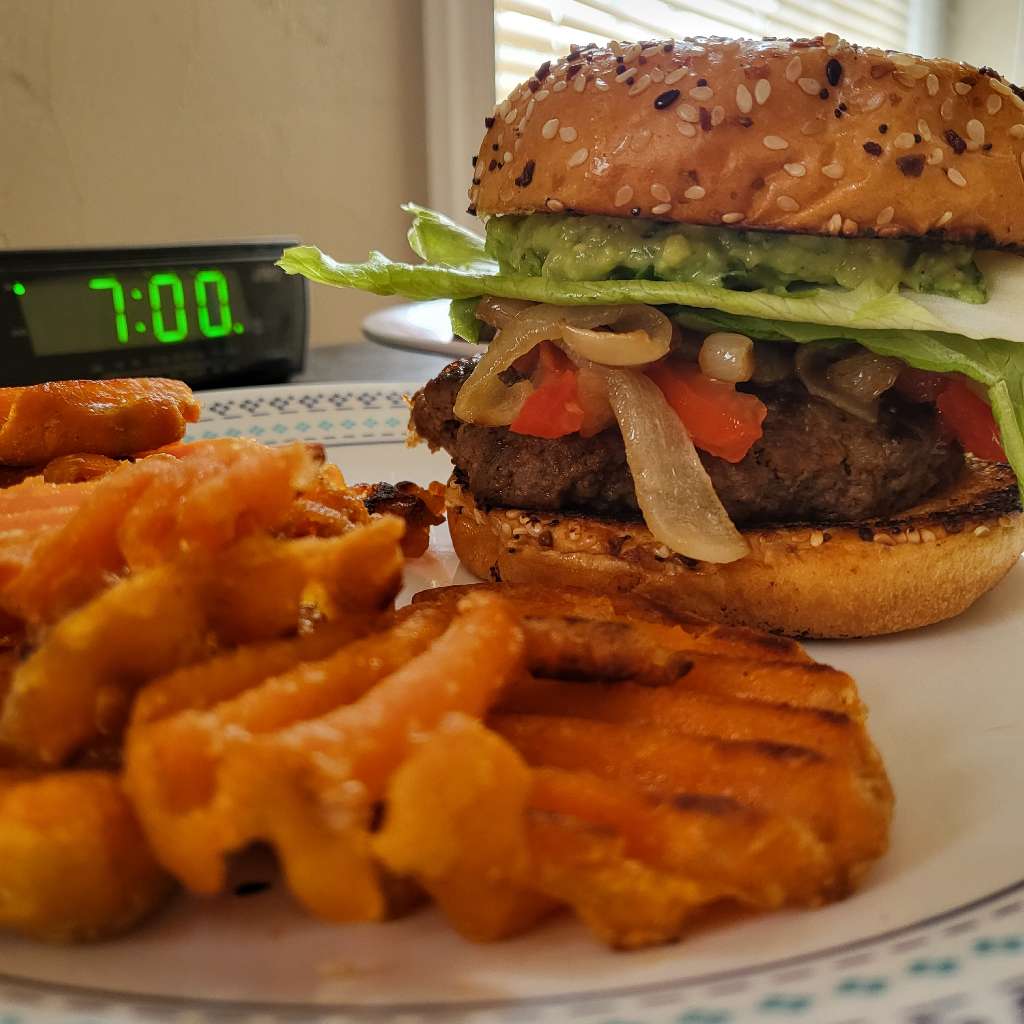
[485, 214, 986, 303]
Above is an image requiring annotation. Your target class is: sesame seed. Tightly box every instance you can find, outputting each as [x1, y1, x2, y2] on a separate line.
[552, 80, 567, 92]
[542, 118, 559, 140]
[1013, 93, 1024, 110]
[567, 147, 588, 168]
[798, 77, 821, 95]
[503, 108, 517, 124]
[927, 147, 944, 165]
[651, 202, 672, 215]
[678, 103, 700, 123]
[827, 212, 843, 234]
[876, 205, 895, 226]
[947, 167, 967, 187]
[722, 212, 744, 223]
[940, 98, 954, 120]
[689, 85, 713, 101]
[677, 121, 697, 137]
[917, 119, 932, 141]
[654, 88, 680, 109]
[842, 218, 858, 235]
[614, 185, 634, 207]
[894, 132, 916, 149]
[954, 81, 972, 95]
[664, 67, 686, 85]
[891, 52, 914, 67]
[545, 198, 564, 212]
[825, 58, 842, 86]
[864, 92, 885, 111]
[684, 185, 706, 200]
[863, 141, 883, 156]
[559, 126, 578, 143]
[651, 66, 665, 83]
[777, 195, 800, 212]
[897, 154, 925, 177]
[823, 31, 840, 49]
[594, 78, 608, 91]
[879, 123, 888, 133]
[755, 79, 772, 105]
[809, 529, 825, 547]
[615, 67, 635, 84]
[736, 83, 753, 113]
[641, 44, 662, 58]
[966, 118, 985, 144]
[574, 74, 586, 93]
[785, 56, 802, 82]
[628, 74, 652, 96]
[990, 77, 1013, 95]
[711, 104, 725, 126]
[623, 42, 641, 63]
[926, 73, 939, 96]
[503, 150, 512, 163]
[763, 134, 789, 150]
[650, 182, 671, 202]
[903, 63, 930, 80]
[1011, 123, 1024, 138]
[822, 162, 844, 178]
[784, 162, 807, 177]
[988, 94, 1003, 115]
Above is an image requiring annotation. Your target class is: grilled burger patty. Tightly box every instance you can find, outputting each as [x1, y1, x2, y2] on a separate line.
[412, 357, 965, 527]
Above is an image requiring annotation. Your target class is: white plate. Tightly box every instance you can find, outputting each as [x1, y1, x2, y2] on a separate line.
[362, 299, 480, 358]
[3, 381, 1023, 1024]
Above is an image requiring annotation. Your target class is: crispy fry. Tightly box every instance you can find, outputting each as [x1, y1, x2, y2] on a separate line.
[42, 453, 122, 484]
[0, 379, 199, 466]
[0, 770, 173, 942]
[414, 583, 811, 663]
[375, 715, 556, 941]
[1, 520, 405, 766]
[354, 481, 446, 557]
[492, 714, 891, 890]
[124, 594, 524, 922]
[5, 439, 320, 626]
[278, 463, 371, 539]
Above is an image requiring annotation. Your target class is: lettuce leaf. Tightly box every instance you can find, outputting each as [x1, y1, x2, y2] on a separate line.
[673, 307, 1024, 500]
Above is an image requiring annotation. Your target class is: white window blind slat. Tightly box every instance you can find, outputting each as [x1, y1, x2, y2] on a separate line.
[495, 0, 919, 102]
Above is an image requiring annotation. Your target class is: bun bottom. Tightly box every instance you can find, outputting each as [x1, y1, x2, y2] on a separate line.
[445, 460, 1024, 639]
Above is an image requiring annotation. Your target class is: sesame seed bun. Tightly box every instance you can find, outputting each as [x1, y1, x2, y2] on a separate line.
[446, 459, 1024, 639]
[471, 36, 1024, 247]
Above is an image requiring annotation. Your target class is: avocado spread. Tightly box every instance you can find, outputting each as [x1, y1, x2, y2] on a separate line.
[485, 214, 986, 303]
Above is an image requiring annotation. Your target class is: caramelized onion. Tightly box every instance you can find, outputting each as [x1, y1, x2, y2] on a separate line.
[560, 305, 672, 366]
[475, 296, 537, 331]
[698, 332, 755, 383]
[602, 368, 749, 564]
[794, 343, 901, 423]
[454, 305, 623, 425]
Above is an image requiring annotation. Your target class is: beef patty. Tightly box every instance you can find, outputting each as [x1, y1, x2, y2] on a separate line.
[411, 357, 964, 526]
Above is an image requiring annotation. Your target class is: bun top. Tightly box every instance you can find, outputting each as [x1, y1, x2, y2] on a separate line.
[470, 35, 1024, 247]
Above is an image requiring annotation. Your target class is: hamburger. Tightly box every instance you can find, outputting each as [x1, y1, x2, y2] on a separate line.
[280, 34, 1024, 638]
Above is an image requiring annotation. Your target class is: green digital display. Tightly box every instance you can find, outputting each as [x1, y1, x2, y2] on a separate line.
[14, 267, 249, 358]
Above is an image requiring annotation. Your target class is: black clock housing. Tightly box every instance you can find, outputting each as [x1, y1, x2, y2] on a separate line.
[0, 241, 307, 388]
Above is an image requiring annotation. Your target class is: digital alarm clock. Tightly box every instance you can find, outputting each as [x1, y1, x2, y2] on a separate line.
[0, 242, 307, 388]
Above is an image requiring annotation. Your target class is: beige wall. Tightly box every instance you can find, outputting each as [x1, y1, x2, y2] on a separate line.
[948, 0, 1022, 78]
[0, 0, 427, 345]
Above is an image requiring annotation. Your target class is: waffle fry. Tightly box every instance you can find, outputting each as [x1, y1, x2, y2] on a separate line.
[0, 379, 199, 466]
[0, 770, 173, 942]
[0, 520, 404, 766]
[124, 594, 525, 922]
[402, 584, 892, 946]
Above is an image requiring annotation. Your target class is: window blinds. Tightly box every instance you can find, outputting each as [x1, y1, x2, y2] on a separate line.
[495, 0, 914, 100]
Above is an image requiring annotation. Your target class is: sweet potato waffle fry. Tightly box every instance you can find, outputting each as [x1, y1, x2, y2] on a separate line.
[387, 584, 893, 948]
